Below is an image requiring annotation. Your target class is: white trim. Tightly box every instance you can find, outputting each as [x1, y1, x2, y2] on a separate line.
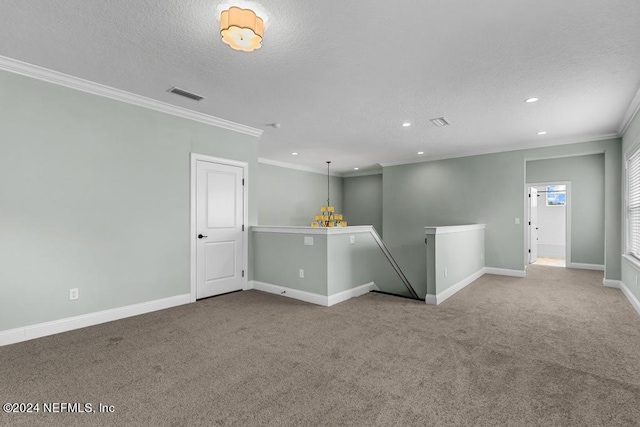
[190, 154, 249, 303]
[424, 224, 486, 235]
[526, 181, 572, 267]
[484, 267, 526, 277]
[251, 225, 374, 235]
[569, 263, 604, 271]
[622, 254, 640, 271]
[620, 282, 640, 315]
[602, 279, 640, 316]
[524, 151, 606, 162]
[251, 281, 377, 307]
[0, 55, 262, 138]
[327, 282, 379, 306]
[425, 268, 484, 305]
[379, 134, 618, 168]
[0, 294, 190, 347]
[603, 279, 622, 288]
[258, 158, 343, 177]
[341, 169, 383, 178]
[623, 136, 640, 264]
[243, 280, 255, 291]
[618, 85, 640, 136]
[252, 281, 328, 306]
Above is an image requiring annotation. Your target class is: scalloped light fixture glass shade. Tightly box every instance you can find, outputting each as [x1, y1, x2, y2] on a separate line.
[220, 7, 264, 52]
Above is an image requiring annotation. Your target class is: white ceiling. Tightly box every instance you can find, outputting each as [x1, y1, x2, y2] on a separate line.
[1, 1, 640, 174]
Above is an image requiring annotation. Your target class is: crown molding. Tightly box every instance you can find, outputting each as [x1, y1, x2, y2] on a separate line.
[379, 133, 619, 168]
[0, 55, 263, 138]
[618, 85, 640, 136]
[258, 157, 343, 177]
[341, 169, 383, 178]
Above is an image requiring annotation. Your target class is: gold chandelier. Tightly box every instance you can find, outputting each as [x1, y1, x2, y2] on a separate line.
[219, 7, 265, 52]
[311, 161, 347, 227]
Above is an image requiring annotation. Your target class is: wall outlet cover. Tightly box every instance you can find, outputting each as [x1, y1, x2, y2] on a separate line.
[299, 269, 304, 278]
[349, 235, 355, 244]
[69, 288, 79, 300]
[304, 236, 314, 246]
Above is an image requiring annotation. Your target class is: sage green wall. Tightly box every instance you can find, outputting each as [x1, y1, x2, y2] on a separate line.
[252, 229, 413, 298]
[430, 229, 485, 297]
[526, 154, 605, 266]
[253, 232, 328, 295]
[0, 70, 259, 331]
[343, 174, 383, 237]
[258, 163, 343, 226]
[383, 138, 621, 294]
[327, 232, 410, 297]
[621, 107, 640, 300]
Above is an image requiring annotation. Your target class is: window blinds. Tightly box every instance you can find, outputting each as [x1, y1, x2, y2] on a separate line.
[628, 149, 640, 259]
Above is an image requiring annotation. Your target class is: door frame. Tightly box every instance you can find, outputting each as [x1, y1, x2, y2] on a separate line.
[190, 153, 249, 302]
[525, 181, 571, 267]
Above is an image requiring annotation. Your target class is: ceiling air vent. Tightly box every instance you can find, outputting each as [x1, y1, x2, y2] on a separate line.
[430, 117, 450, 127]
[168, 87, 205, 101]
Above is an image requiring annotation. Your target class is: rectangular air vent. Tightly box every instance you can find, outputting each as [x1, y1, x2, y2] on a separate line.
[168, 87, 205, 101]
[430, 117, 450, 127]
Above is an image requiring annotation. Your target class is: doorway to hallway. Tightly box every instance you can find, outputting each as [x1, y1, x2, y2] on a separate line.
[527, 182, 570, 268]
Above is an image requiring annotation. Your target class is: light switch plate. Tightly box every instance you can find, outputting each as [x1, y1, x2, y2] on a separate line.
[304, 236, 314, 246]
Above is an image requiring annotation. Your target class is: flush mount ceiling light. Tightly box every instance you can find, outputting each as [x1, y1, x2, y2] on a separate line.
[219, 6, 265, 52]
[291, 152, 299, 156]
[525, 97, 539, 103]
[354, 167, 359, 170]
[417, 151, 424, 155]
[402, 122, 411, 127]
[537, 131, 547, 135]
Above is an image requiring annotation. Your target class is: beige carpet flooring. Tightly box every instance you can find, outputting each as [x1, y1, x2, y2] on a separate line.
[2, 265, 640, 426]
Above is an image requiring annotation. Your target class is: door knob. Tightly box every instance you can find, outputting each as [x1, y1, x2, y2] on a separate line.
[198, 234, 208, 239]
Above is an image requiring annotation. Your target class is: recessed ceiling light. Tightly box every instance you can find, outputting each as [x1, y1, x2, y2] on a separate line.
[402, 122, 411, 127]
[537, 131, 547, 135]
[417, 151, 424, 155]
[525, 97, 539, 103]
[292, 152, 298, 155]
[354, 167, 359, 170]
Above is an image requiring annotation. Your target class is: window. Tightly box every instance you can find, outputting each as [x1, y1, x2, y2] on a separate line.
[546, 184, 566, 206]
[627, 148, 640, 260]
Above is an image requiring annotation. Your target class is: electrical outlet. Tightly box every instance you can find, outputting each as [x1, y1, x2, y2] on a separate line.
[304, 236, 314, 246]
[69, 288, 79, 301]
[299, 269, 304, 278]
[515, 217, 520, 225]
[444, 268, 448, 278]
[349, 235, 355, 244]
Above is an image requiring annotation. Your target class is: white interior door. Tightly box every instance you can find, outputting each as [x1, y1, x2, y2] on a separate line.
[529, 187, 538, 263]
[196, 160, 244, 299]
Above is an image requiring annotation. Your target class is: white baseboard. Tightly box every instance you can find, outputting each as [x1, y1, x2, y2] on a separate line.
[243, 280, 255, 291]
[0, 293, 191, 347]
[619, 281, 640, 315]
[425, 268, 484, 305]
[327, 282, 378, 306]
[570, 263, 605, 271]
[603, 279, 622, 288]
[252, 281, 376, 307]
[252, 281, 327, 306]
[484, 267, 526, 278]
[603, 279, 640, 315]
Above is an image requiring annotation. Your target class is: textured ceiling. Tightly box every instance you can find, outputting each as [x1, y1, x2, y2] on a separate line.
[1, 1, 640, 173]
